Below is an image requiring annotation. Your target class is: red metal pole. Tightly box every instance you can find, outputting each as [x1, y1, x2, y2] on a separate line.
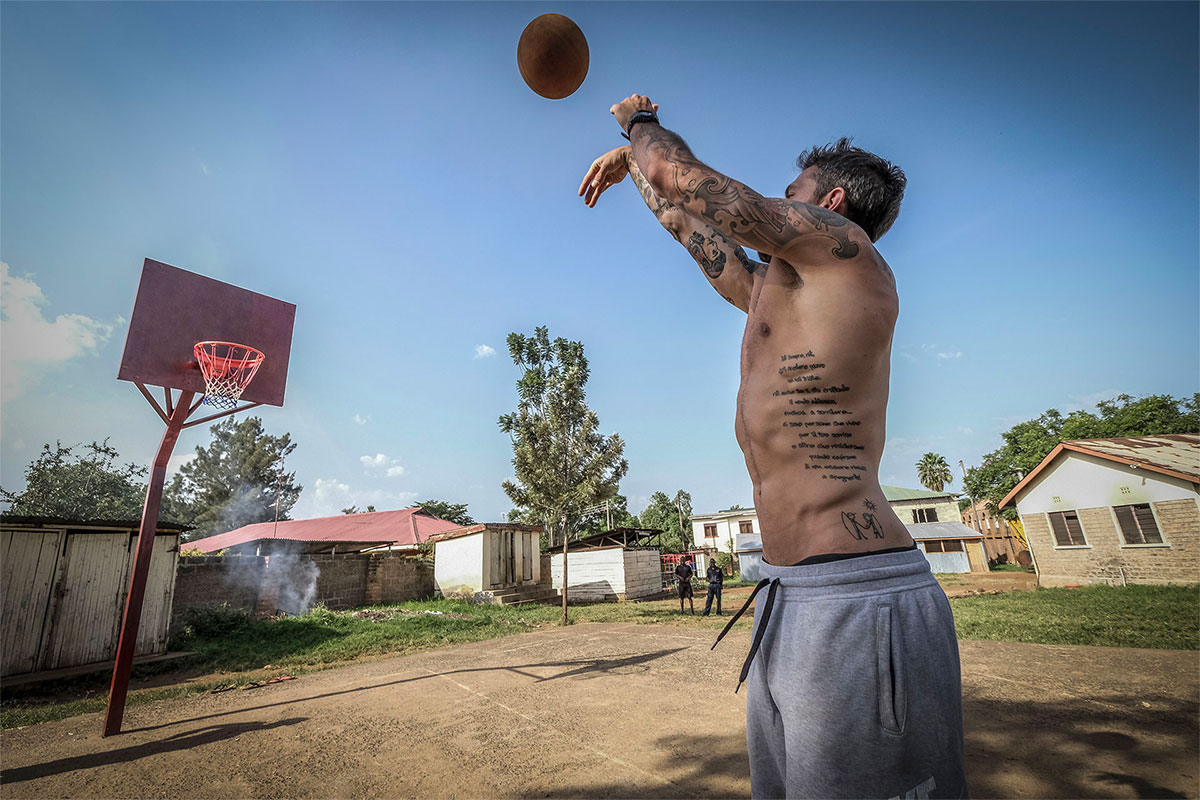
[102, 390, 195, 736]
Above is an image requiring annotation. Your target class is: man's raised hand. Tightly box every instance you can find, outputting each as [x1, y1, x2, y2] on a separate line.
[610, 95, 658, 133]
[579, 146, 632, 208]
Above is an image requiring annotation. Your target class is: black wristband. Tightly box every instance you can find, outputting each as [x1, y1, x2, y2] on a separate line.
[621, 110, 659, 140]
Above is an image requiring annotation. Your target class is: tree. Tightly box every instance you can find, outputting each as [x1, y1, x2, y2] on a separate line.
[1, 440, 147, 520]
[964, 393, 1198, 516]
[163, 416, 301, 540]
[578, 493, 640, 536]
[498, 326, 628, 622]
[639, 490, 693, 553]
[341, 505, 377, 514]
[416, 499, 474, 526]
[916, 452, 954, 493]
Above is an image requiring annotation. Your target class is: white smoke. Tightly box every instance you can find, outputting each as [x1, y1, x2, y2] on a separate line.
[219, 539, 321, 617]
[265, 547, 320, 616]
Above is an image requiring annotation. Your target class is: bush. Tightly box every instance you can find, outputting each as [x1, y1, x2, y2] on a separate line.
[178, 603, 251, 638]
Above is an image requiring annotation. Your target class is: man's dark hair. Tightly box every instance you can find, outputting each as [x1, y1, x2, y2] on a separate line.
[796, 138, 906, 242]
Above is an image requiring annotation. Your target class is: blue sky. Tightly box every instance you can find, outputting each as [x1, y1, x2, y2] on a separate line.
[2, 2, 1197, 522]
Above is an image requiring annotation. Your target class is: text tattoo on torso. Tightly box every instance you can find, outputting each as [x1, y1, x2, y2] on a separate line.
[773, 351, 884, 541]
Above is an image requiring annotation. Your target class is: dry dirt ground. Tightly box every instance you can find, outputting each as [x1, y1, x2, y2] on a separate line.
[1, 622, 1195, 800]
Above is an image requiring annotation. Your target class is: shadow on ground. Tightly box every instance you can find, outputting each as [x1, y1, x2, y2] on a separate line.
[527, 687, 1197, 799]
[0, 718, 307, 785]
[122, 647, 688, 735]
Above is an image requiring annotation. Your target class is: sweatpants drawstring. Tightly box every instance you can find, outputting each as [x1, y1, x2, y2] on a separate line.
[711, 577, 781, 693]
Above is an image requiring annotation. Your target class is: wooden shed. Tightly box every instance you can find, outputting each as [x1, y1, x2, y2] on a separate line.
[550, 528, 668, 602]
[1, 516, 184, 679]
[430, 523, 554, 604]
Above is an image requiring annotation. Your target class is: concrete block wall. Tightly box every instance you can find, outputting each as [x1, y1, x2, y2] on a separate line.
[171, 552, 433, 631]
[1024, 498, 1199, 587]
[367, 555, 435, 605]
[173, 556, 265, 631]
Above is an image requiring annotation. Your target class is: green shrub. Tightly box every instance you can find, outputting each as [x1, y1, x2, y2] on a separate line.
[178, 603, 251, 638]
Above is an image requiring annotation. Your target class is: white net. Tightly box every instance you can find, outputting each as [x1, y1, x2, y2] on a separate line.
[194, 342, 265, 409]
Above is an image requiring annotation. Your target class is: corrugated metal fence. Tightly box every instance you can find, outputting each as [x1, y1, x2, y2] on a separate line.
[1, 526, 179, 678]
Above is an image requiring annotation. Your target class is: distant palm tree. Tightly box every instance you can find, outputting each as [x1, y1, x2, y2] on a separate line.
[916, 452, 954, 493]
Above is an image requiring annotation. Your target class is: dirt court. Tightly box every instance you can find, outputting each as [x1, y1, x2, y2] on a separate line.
[1, 622, 1196, 799]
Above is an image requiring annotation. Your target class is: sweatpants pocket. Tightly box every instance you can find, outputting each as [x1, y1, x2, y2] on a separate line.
[876, 605, 908, 734]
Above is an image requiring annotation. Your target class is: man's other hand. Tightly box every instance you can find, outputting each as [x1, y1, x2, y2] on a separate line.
[610, 95, 657, 133]
[579, 146, 633, 208]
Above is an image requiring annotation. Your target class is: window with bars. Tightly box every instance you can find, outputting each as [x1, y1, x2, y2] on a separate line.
[739, 521, 754, 534]
[911, 507, 939, 523]
[1114, 504, 1163, 545]
[1048, 510, 1087, 547]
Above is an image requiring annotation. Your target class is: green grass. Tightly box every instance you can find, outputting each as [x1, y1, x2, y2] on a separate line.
[5, 584, 1195, 729]
[988, 563, 1035, 572]
[951, 583, 1199, 650]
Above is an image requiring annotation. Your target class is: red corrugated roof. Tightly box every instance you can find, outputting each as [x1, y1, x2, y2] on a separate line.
[189, 507, 463, 553]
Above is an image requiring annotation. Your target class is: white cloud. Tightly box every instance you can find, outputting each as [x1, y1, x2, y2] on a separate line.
[166, 453, 197, 475]
[360, 452, 405, 477]
[352, 413, 369, 425]
[936, 351, 963, 363]
[474, 344, 496, 359]
[1064, 389, 1124, 413]
[1, 263, 116, 402]
[294, 477, 419, 519]
[955, 426, 975, 436]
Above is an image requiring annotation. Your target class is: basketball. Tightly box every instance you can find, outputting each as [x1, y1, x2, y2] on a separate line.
[517, 13, 589, 100]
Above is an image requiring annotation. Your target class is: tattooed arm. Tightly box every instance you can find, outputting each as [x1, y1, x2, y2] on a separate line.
[580, 145, 763, 311]
[612, 95, 868, 264]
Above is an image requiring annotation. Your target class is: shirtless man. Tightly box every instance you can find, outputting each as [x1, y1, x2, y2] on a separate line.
[580, 95, 967, 799]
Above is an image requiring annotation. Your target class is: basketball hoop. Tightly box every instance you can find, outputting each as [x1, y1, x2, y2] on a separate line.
[193, 341, 265, 409]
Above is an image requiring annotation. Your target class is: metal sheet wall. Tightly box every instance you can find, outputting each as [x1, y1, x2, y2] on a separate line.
[0, 527, 179, 678]
[1, 530, 65, 676]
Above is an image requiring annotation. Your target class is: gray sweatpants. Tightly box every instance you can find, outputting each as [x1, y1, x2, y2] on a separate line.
[744, 549, 968, 799]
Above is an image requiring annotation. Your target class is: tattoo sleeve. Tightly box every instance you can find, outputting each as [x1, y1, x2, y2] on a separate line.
[631, 125, 861, 261]
[628, 153, 764, 307]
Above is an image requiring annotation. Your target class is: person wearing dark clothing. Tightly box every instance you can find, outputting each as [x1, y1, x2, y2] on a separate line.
[674, 560, 695, 614]
[703, 560, 724, 616]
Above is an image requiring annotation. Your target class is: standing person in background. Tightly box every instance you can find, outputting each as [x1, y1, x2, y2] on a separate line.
[703, 557, 724, 616]
[674, 558, 695, 614]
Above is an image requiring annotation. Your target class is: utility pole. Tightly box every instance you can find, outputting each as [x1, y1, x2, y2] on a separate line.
[959, 460, 982, 533]
[272, 456, 284, 539]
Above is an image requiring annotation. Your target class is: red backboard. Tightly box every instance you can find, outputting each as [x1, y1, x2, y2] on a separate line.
[117, 259, 295, 407]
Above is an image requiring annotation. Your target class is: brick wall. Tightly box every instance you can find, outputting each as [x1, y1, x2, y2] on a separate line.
[171, 552, 434, 631]
[1024, 497, 1200, 587]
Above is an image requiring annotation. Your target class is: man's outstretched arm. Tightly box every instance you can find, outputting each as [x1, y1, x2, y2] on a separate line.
[580, 145, 764, 311]
[613, 95, 867, 264]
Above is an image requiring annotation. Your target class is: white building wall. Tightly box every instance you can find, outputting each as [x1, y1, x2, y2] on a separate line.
[1016, 452, 1197, 513]
[434, 533, 484, 597]
[693, 515, 757, 552]
[551, 548, 626, 601]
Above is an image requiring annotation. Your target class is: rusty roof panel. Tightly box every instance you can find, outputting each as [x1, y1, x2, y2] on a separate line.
[1069, 434, 1199, 481]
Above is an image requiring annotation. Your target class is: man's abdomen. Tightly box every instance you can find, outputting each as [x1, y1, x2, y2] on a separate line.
[735, 335, 911, 563]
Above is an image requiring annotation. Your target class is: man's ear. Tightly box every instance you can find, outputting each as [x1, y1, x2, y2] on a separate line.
[821, 186, 847, 214]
